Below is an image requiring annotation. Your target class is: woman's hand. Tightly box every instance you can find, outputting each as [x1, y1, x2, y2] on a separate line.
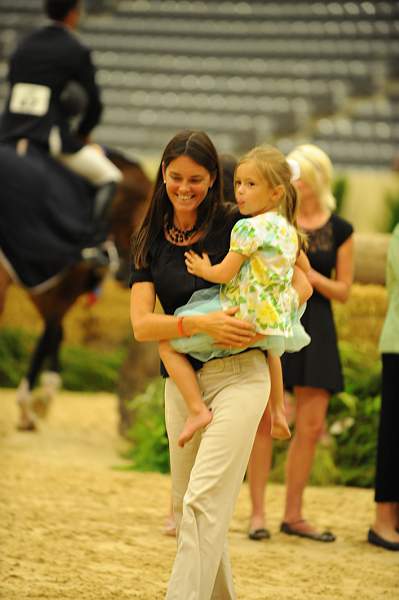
[185, 250, 212, 278]
[214, 331, 264, 350]
[189, 306, 256, 348]
[306, 235, 353, 303]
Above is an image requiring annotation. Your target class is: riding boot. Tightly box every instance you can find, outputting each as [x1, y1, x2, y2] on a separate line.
[92, 181, 117, 243]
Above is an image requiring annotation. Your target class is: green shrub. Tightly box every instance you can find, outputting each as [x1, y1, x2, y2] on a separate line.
[333, 175, 348, 215]
[325, 341, 381, 487]
[270, 438, 342, 486]
[328, 394, 380, 487]
[123, 378, 170, 474]
[1, 325, 381, 487]
[0, 328, 34, 386]
[271, 342, 381, 488]
[272, 341, 381, 488]
[0, 327, 125, 391]
[60, 345, 126, 391]
[124, 340, 382, 488]
[385, 191, 399, 233]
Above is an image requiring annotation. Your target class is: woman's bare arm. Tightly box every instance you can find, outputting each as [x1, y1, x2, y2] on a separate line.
[130, 281, 256, 346]
[306, 235, 354, 303]
[292, 266, 313, 305]
[295, 249, 311, 274]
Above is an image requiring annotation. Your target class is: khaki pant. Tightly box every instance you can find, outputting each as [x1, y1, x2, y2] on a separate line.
[165, 350, 270, 600]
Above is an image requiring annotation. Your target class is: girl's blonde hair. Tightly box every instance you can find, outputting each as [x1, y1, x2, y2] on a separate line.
[287, 144, 336, 211]
[236, 145, 305, 248]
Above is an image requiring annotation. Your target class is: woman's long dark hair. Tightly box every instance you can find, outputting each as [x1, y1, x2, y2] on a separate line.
[133, 130, 225, 268]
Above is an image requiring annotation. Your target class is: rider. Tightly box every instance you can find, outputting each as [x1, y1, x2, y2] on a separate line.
[0, 0, 122, 234]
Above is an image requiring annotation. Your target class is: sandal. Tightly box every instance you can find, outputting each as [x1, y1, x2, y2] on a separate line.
[280, 519, 336, 542]
[248, 527, 271, 541]
[368, 529, 399, 551]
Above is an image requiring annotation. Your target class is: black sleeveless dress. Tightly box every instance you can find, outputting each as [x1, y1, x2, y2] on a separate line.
[282, 213, 353, 394]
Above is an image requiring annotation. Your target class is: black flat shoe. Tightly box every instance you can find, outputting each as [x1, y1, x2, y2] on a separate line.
[368, 528, 399, 551]
[248, 527, 271, 541]
[280, 520, 336, 543]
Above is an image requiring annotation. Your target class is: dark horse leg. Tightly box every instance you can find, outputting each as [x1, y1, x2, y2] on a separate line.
[0, 265, 40, 429]
[16, 319, 64, 431]
[0, 263, 62, 431]
[15, 263, 104, 430]
[18, 321, 64, 421]
[26, 321, 63, 388]
[0, 264, 38, 430]
[1, 145, 153, 432]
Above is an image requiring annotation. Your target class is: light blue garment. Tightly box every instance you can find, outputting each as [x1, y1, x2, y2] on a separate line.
[171, 286, 310, 361]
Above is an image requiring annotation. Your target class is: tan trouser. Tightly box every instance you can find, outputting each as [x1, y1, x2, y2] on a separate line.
[165, 349, 270, 600]
[58, 144, 123, 186]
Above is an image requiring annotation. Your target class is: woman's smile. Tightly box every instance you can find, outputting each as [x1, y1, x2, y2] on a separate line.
[163, 155, 214, 218]
[176, 193, 195, 201]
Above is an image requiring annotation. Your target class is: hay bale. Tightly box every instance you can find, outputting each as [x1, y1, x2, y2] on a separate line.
[353, 232, 390, 285]
[334, 283, 387, 353]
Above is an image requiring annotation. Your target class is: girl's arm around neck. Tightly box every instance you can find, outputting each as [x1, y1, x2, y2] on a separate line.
[130, 281, 256, 345]
[307, 235, 354, 303]
[185, 250, 246, 284]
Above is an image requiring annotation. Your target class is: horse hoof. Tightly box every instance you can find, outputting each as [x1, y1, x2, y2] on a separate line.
[31, 392, 51, 418]
[33, 371, 62, 418]
[40, 371, 62, 394]
[16, 419, 37, 432]
[16, 378, 37, 430]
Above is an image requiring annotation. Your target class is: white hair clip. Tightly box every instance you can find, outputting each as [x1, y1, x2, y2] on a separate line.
[287, 158, 300, 183]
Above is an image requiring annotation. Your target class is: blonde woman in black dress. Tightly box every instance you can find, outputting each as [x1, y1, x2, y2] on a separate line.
[247, 144, 354, 542]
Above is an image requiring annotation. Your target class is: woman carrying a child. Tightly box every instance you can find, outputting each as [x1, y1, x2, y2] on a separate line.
[130, 130, 310, 599]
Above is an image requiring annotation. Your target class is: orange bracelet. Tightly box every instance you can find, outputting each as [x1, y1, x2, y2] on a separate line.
[177, 316, 188, 337]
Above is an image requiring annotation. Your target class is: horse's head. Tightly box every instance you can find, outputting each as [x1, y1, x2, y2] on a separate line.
[106, 150, 153, 285]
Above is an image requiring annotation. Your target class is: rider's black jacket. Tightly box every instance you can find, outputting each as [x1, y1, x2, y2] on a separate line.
[0, 22, 102, 153]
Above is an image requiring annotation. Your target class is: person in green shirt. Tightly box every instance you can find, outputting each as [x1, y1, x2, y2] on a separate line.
[368, 223, 399, 551]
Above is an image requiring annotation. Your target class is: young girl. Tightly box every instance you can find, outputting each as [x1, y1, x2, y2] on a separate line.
[159, 146, 311, 447]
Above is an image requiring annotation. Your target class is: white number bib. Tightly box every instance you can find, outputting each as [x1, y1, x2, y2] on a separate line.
[9, 83, 51, 116]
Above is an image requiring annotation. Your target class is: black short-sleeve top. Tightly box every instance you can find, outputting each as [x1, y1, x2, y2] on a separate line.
[130, 210, 241, 374]
[305, 213, 353, 302]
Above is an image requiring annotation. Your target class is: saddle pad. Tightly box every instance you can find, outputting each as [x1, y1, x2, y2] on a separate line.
[0, 142, 97, 291]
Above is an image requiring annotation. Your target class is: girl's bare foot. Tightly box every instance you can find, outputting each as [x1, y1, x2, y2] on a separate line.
[271, 414, 291, 440]
[178, 407, 212, 447]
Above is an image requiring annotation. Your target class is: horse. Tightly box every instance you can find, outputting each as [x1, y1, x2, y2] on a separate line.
[0, 141, 153, 431]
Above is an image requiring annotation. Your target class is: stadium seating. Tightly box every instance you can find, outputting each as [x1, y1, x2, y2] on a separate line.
[0, 0, 398, 169]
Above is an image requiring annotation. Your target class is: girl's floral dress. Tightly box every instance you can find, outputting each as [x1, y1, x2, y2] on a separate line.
[172, 211, 310, 361]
